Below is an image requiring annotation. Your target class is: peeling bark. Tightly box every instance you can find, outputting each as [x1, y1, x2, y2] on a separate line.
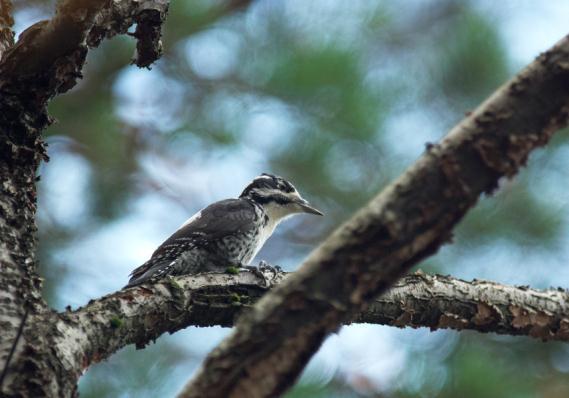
[8, 266, 569, 396]
[180, 35, 569, 398]
[53, 270, 569, 375]
[360, 272, 569, 340]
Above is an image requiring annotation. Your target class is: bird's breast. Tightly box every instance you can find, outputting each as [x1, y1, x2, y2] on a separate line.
[242, 214, 278, 265]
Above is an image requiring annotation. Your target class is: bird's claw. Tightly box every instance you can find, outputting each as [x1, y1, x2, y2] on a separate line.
[240, 261, 282, 288]
[258, 260, 282, 273]
[242, 265, 271, 288]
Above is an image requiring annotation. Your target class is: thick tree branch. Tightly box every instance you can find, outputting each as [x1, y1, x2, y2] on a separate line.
[0, 0, 169, 101]
[0, 0, 168, 396]
[53, 270, 569, 375]
[359, 272, 569, 340]
[0, 0, 14, 61]
[180, 35, 569, 398]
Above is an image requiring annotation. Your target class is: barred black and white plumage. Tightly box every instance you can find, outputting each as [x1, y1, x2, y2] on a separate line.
[125, 173, 322, 287]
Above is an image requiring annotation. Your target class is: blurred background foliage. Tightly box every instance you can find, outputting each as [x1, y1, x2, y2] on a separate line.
[12, 0, 569, 396]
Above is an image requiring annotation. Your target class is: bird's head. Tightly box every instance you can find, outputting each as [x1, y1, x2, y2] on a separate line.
[240, 173, 323, 220]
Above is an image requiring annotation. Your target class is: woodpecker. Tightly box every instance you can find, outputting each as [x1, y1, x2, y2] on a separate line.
[125, 173, 323, 287]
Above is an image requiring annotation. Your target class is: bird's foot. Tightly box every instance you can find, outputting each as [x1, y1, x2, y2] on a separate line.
[240, 265, 268, 288]
[258, 260, 282, 274]
[255, 260, 283, 288]
[238, 261, 280, 288]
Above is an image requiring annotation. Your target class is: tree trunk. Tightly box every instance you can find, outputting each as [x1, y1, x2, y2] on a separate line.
[0, 1, 168, 396]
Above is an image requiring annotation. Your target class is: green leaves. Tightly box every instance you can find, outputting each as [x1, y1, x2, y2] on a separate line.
[436, 12, 509, 107]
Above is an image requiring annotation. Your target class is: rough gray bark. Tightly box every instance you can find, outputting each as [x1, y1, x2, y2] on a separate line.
[360, 271, 569, 340]
[0, 0, 13, 61]
[0, 0, 168, 396]
[180, 35, 569, 398]
[16, 264, 569, 397]
[11, 263, 569, 396]
[52, 270, 569, 374]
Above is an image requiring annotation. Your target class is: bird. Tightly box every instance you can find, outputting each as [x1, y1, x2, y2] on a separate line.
[125, 173, 323, 287]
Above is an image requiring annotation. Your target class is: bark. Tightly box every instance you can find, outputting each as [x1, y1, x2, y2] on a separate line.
[180, 35, 569, 398]
[14, 264, 569, 397]
[7, 266, 569, 396]
[0, 0, 168, 396]
[359, 272, 569, 340]
[52, 270, 569, 374]
[0, 0, 13, 61]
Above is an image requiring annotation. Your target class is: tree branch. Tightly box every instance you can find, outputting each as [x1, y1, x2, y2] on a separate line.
[180, 35, 569, 398]
[0, 0, 14, 61]
[0, 0, 168, 396]
[0, 0, 169, 101]
[53, 269, 569, 376]
[360, 271, 569, 340]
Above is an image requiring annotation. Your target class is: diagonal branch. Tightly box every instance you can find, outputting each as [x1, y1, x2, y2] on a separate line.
[180, 35, 569, 398]
[53, 270, 569, 375]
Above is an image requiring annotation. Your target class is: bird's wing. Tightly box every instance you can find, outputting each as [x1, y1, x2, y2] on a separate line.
[127, 199, 258, 284]
[153, 198, 258, 256]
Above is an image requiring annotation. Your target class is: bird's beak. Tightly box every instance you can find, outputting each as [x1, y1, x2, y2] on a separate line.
[295, 198, 324, 216]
